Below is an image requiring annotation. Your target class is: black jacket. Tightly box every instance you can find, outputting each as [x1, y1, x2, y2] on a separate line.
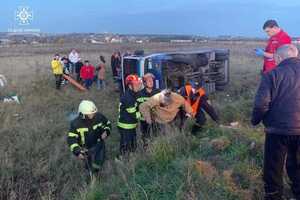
[251, 57, 300, 135]
[117, 89, 140, 129]
[137, 87, 161, 105]
[67, 112, 111, 156]
[75, 62, 83, 74]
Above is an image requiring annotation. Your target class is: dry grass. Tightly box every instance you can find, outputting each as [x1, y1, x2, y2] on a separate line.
[0, 41, 291, 200]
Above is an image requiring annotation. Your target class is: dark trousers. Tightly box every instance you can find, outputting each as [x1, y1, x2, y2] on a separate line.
[140, 121, 162, 147]
[76, 73, 81, 82]
[83, 79, 93, 89]
[85, 141, 106, 173]
[177, 108, 206, 135]
[140, 121, 150, 147]
[119, 127, 137, 155]
[264, 134, 300, 200]
[54, 74, 62, 89]
[191, 110, 207, 135]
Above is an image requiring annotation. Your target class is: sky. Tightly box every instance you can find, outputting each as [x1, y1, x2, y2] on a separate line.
[1, 0, 300, 37]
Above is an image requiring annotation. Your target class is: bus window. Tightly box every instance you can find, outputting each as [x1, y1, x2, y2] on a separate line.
[123, 58, 139, 78]
[144, 58, 163, 89]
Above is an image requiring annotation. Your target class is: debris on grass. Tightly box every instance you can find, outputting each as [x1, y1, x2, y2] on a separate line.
[230, 121, 239, 127]
[195, 160, 218, 181]
[210, 136, 231, 151]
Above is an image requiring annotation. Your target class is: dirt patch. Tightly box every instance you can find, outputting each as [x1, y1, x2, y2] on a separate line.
[195, 160, 218, 181]
[210, 136, 231, 151]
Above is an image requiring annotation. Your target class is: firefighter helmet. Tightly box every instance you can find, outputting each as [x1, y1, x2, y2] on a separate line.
[125, 74, 140, 86]
[78, 100, 98, 115]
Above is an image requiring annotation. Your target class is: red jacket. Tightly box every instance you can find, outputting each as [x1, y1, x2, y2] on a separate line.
[263, 30, 291, 73]
[80, 65, 95, 79]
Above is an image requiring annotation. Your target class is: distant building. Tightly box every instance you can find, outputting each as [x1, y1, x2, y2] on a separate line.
[0, 39, 13, 45]
[111, 37, 122, 43]
[170, 39, 193, 43]
[90, 39, 104, 44]
[292, 38, 300, 44]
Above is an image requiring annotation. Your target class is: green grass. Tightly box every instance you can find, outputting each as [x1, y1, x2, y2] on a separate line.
[0, 41, 296, 200]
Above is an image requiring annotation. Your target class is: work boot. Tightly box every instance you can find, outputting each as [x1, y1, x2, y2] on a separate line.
[264, 191, 283, 200]
[191, 124, 202, 136]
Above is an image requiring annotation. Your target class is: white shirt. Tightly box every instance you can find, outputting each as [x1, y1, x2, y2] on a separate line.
[68, 52, 79, 63]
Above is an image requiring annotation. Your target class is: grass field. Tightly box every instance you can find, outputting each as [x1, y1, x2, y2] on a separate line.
[0, 41, 296, 200]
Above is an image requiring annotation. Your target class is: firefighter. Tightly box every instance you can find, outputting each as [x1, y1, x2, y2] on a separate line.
[67, 100, 111, 173]
[118, 74, 141, 155]
[137, 73, 161, 148]
[179, 81, 219, 135]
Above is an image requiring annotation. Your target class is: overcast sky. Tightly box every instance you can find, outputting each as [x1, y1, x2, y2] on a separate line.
[1, 0, 300, 37]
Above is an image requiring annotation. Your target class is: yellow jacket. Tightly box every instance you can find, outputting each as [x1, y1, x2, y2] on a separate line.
[51, 59, 63, 75]
[139, 92, 193, 124]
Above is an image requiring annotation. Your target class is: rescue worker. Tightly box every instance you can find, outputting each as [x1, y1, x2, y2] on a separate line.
[139, 89, 193, 129]
[67, 100, 111, 173]
[117, 74, 141, 155]
[137, 73, 161, 148]
[254, 19, 291, 73]
[51, 54, 63, 90]
[178, 81, 219, 135]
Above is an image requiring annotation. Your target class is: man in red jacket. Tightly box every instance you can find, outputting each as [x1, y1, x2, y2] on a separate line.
[80, 60, 95, 89]
[254, 19, 291, 73]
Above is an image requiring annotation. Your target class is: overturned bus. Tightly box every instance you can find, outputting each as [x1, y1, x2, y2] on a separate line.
[121, 49, 230, 93]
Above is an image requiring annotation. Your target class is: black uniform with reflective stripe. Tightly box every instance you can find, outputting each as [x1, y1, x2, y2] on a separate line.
[137, 88, 161, 106]
[118, 89, 140, 129]
[67, 112, 111, 156]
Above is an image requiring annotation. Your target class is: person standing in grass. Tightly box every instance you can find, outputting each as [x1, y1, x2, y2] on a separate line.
[80, 60, 95, 90]
[136, 73, 161, 148]
[96, 55, 106, 90]
[68, 49, 80, 74]
[51, 54, 63, 90]
[254, 19, 291, 74]
[75, 58, 83, 82]
[67, 100, 111, 174]
[251, 44, 300, 200]
[117, 74, 141, 156]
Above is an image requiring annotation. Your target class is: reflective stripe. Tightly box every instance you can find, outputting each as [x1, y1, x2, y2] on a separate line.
[137, 97, 149, 103]
[77, 128, 88, 145]
[126, 107, 137, 113]
[104, 126, 111, 130]
[136, 112, 141, 119]
[93, 123, 103, 130]
[70, 143, 80, 152]
[92, 163, 101, 169]
[117, 121, 137, 129]
[68, 132, 78, 138]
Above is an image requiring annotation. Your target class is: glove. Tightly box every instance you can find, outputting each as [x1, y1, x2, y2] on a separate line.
[136, 112, 141, 120]
[186, 113, 193, 118]
[254, 48, 265, 57]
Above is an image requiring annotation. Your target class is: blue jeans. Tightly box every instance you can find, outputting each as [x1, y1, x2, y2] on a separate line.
[70, 62, 76, 74]
[97, 79, 105, 89]
[83, 79, 93, 89]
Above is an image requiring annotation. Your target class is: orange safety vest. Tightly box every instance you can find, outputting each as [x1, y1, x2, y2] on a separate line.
[185, 85, 206, 116]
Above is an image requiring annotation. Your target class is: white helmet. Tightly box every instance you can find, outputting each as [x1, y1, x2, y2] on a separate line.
[78, 100, 98, 115]
[0, 74, 7, 89]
